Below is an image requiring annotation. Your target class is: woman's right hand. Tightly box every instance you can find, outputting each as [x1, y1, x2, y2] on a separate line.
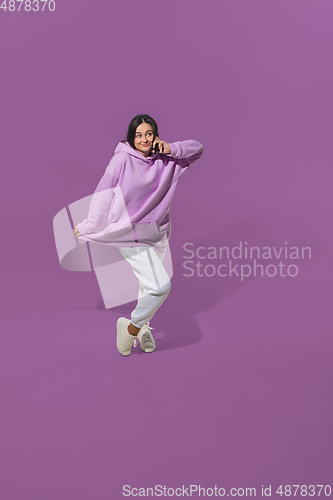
[73, 225, 81, 238]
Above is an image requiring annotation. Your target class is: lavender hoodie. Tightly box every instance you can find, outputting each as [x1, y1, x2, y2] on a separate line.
[76, 139, 204, 250]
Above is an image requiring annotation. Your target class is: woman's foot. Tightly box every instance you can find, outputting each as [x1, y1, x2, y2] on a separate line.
[137, 323, 156, 353]
[116, 318, 138, 356]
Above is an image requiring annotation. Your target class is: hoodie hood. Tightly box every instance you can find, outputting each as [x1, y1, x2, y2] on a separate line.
[114, 141, 158, 163]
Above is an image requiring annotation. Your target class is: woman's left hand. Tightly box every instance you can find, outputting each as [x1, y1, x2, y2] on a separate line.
[153, 137, 171, 154]
[73, 225, 81, 238]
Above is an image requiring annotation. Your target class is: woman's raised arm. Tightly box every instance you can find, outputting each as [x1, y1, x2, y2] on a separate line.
[166, 139, 204, 178]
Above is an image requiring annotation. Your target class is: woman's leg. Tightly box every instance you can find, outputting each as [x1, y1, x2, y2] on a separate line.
[118, 245, 171, 329]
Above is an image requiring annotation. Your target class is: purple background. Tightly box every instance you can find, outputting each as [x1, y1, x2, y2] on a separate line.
[1, 0, 332, 498]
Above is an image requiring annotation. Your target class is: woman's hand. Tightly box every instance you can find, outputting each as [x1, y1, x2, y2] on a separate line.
[153, 137, 171, 154]
[73, 225, 81, 238]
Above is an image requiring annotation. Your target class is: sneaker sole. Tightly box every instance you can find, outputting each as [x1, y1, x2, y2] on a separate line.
[140, 346, 156, 353]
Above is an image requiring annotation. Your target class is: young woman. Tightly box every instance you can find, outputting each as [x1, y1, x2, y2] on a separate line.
[74, 114, 203, 356]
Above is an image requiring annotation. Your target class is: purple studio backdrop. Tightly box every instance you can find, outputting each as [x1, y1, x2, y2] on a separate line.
[1, 0, 332, 499]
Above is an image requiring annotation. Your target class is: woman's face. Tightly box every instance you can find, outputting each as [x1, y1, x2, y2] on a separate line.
[133, 122, 155, 157]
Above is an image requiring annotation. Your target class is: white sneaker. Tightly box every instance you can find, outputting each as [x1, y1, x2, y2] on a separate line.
[137, 323, 156, 353]
[116, 318, 138, 356]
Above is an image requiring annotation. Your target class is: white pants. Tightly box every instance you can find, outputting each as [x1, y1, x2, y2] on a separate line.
[118, 246, 171, 328]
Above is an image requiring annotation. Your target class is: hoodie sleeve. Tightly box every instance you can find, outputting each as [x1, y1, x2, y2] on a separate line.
[167, 140, 204, 178]
[76, 154, 124, 236]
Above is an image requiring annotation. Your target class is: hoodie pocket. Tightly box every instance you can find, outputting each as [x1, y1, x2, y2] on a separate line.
[132, 221, 163, 243]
